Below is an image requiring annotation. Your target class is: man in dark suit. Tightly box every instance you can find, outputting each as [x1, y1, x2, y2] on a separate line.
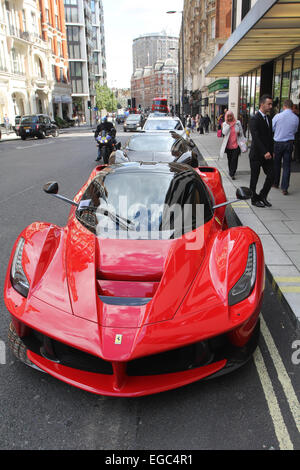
[249, 94, 274, 207]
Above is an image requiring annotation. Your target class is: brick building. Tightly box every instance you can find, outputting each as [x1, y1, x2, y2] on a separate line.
[180, 0, 232, 123]
[39, 0, 72, 119]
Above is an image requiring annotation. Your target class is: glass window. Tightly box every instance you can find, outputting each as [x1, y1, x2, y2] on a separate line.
[144, 119, 183, 131]
[281, 56, 292, 109]
[273, 60, 282, 114]
[255, 70, 261, 112]
[291, 50, 300, 105]
[76, 166, 213, 239]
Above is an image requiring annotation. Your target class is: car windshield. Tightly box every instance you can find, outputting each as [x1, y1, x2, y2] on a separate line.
[126, 115, 140, 122]
[21, 116, 38, 124]
[76, 165, 213, 239]
[144, 119, 183, 131]
[127, 135, 176, 152]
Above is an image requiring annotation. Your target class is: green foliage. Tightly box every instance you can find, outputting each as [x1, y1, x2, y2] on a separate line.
[95, 84, 118, 112]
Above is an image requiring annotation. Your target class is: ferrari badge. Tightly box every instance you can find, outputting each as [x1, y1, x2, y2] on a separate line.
[115, 334, 123, 345]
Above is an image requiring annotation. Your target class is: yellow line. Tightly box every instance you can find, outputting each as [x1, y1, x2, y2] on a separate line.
[280, 286, 300, 293]
[274, 277, 300, 283]
[261, 317, 300, 434]
[254, 347, 294, 450]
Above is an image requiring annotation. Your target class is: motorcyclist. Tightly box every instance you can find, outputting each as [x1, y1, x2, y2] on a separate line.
[94, 116, 117, 162]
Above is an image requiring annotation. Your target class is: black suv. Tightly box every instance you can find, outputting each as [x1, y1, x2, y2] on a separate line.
[19, 114, 59, 140]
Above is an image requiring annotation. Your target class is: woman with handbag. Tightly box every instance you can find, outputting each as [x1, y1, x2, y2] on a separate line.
[219, 110, 246, 180]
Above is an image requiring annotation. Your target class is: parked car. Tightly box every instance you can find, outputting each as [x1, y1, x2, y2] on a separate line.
[143, 115, 187, 136]
[121, 132, 203, 167]
[19, 114, 59, 140]
[123, 113, 144, 132]
[5, 161, 264, 397]
[13, 116, 22, 136]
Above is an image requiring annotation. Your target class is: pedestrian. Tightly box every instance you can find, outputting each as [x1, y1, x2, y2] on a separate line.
[199, 115, 204, 134]
[191, 116, 196, 132]
[219, 110, 244, 180]
[204, 114, 211, 133]
[292, 104, 300, 163]
[195, 114, 200, 132]
[272, 99, 299, 195]
[249, 94, 274, 208]
[4, 114, 9, 134]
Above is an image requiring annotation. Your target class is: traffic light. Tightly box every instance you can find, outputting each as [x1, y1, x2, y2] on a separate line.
[87, 100, 91, 109]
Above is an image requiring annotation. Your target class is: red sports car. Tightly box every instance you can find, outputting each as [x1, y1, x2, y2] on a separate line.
[5, 162, 264, 397]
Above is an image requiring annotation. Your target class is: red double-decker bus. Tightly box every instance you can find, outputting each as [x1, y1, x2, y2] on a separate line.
[152, 97, 169, 114]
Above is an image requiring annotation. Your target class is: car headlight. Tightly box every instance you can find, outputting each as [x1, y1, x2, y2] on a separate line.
[228, 243, 257, 306]
[10, 237, 30, 298]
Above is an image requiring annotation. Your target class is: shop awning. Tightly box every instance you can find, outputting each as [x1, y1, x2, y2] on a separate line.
[206, 0, 300, 77]
[215, 92, 229, 105]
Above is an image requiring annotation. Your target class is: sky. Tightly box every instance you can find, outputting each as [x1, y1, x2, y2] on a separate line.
[102, 0, 183, 89]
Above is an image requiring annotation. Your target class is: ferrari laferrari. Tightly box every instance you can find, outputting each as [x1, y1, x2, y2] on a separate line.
[5, 162, 264, 397]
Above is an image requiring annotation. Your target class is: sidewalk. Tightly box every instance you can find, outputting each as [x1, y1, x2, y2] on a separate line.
[0, 125, 93, 142]
[192, 131, 300, 329]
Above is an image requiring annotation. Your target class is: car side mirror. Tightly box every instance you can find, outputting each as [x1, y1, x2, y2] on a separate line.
[43, 181, 59, 194]
[236, 187, 253, 200]
[42, 182, 78, 207]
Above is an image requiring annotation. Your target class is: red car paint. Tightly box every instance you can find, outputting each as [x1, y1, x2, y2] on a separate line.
[4, 164, 264, 396]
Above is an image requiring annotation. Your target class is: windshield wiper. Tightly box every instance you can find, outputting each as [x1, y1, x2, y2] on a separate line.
[77, 204, 136, 231]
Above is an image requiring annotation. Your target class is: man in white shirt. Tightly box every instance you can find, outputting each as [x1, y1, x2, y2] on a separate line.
[272, 99, 299, 195]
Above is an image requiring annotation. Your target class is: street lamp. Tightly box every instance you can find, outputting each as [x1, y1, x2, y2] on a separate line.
[166, 10, 184, 120]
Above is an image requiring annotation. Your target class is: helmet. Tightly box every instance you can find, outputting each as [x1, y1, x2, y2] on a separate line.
[101, 116, 107, 123]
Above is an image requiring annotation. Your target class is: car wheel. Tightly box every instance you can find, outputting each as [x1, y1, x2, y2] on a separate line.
[21, 135, 26, 140]
[54, 129, 59, 137]
[38, 131, 46, 139]
[8, 322, 35, 367]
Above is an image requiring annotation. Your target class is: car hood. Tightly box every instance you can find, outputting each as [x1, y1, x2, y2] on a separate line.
[61, 218, 210, 328]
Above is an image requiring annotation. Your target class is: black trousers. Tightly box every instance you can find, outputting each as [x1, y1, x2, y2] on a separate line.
[225, 147, 240, 177]
[249, 158, 274, 201]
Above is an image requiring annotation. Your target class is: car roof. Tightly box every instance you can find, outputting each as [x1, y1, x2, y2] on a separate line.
[102, 161, 192, 175]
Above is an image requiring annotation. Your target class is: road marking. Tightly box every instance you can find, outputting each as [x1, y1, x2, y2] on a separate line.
[254, 347, 294, 450]
[15, 141, 54, 150]
[0, 185, 36, 204]
[260, 317, 300, 433]
[274, 277, 300, 283]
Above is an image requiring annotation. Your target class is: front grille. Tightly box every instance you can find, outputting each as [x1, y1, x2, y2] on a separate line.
[20, 326, 235, 377]
[127, 334, 229, 376]
[22, 328, 113, 375]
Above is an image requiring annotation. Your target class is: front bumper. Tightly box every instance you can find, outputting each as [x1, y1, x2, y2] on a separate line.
[10, 317, 260, 397]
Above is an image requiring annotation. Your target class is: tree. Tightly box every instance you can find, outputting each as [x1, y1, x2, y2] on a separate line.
[95, 84, 118, 113]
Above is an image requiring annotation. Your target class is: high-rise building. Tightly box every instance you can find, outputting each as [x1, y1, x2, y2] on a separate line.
[132, 32, 178, 74]
[64, 0, 106, 124]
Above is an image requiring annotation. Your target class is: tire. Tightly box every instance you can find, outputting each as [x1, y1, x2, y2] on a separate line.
[21, 135, 26, 140]
[100, 146, 108, 164]
[8, 322, 35, 367]
[53, 129, 59, 137]
[38, 131, 46, 139]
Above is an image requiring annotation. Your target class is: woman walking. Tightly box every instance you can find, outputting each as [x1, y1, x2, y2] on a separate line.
[219, 110, 244, 180]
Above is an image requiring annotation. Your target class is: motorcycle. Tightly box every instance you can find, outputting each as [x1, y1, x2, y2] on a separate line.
[96, 130, 119, 164]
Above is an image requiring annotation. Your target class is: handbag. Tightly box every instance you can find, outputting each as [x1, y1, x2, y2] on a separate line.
[239, 137, 248, 153]
[217, 129, 222, 138]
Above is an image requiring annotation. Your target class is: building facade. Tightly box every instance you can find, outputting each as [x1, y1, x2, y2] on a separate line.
[206, 0, 300, 137]
[64, 0, 106, 124]
[39, 0, 72, 120]
[179, 0, 232, 122]
[131, 57, 178, 112]
[132, 32, 178, 75]
[0, 0, 71, 125]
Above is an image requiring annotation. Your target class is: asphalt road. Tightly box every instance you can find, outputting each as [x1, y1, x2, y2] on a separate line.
[0, 126, 299, 451]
